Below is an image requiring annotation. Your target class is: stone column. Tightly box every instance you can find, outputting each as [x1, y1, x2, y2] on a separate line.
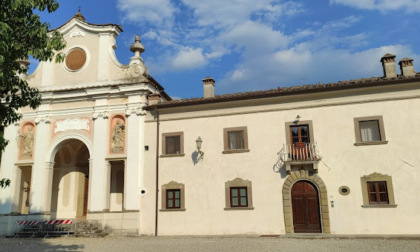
[42, 162, 55, 213]
[90, 106, 109, 212]
[125, 95, 147, 211]
[0, 123, 19, 214]
[30, 115, 51, 214]
[103, 161, 111, 212]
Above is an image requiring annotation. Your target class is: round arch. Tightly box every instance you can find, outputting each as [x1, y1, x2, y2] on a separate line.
[282, 170, 330, 234]
[46, 133, 93, 163]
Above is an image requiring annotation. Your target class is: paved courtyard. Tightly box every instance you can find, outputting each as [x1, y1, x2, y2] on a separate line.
[1, 236, 420, 252]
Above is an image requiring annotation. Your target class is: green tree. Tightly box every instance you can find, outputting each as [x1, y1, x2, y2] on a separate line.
[0, 0, 66, 187]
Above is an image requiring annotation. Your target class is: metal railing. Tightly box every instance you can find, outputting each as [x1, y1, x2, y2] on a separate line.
[13, 219, 76, 238]
[280, 142, 321, 162]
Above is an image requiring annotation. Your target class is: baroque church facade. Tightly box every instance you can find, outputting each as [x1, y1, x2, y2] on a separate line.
[1, 14, 420, 236]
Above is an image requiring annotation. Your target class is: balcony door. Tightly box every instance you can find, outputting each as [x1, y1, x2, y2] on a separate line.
[289, 125, 310, 160]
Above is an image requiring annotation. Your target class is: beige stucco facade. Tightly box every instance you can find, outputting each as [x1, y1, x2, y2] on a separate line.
[1, 15, 420, 236]
[141, 82, 420, 235]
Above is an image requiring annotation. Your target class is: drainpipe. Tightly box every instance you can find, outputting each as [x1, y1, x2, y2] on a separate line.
[154, 108, 160, 236]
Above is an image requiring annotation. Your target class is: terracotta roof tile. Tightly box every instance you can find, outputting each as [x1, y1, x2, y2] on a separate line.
[144, 74, 420, 110]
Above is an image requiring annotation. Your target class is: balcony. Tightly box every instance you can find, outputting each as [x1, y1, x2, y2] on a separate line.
[280, 142, 322, 174]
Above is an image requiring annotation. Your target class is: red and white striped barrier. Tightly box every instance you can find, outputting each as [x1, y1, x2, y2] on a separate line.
[44, 220, 74, 225]
[17, 220, 40, 226]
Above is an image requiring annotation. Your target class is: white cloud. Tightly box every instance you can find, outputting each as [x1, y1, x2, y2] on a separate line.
[117, 0, 176, 26]
[218, 44, 419, 94]
[219, 20, 289, 54]
[330, 0, 420, 13]
[172, 47, 207, 71]
[320, 16, 362, 33]
[204, 47, 230, 60]
[116, 0, 419, 97]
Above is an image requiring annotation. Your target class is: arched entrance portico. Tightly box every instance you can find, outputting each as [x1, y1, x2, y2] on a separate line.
[282, 170, 330, 234]
[49, 139, 90, 219]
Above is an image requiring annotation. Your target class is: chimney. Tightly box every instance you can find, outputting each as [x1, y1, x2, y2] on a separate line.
[148, 93, 161, 105]
[380, 53, 397, 78]
[202, 77, 215, 98]
[399, 58, 415, 77]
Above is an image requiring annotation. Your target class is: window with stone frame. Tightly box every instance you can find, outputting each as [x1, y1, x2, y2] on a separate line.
[354, 116, 387, 145]
[360, 173, 396, 208]
[160, 181, 185, 211]
[224, 178, 253, 210]
[161, 132, 184, 156]
[223, 127, 249, 154]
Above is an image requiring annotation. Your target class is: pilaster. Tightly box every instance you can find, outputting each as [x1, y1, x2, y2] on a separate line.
[97, 33, 110, 81]
[125, 95, 147, 211]
[29, 116, 51, 214]
[42, 162, 55, 213]
[90, 105, 108, 211]
[0, 124, 18, 214]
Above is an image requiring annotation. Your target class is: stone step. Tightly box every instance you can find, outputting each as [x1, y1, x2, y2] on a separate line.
[75, 221, 108, 237]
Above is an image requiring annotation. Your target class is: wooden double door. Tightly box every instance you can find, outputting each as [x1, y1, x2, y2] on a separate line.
[291, 181, 321, 233]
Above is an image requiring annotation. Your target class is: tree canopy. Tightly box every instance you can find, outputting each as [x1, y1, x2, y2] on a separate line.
[0, 0, 66, 187]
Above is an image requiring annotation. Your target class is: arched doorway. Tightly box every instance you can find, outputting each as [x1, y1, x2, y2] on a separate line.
[50, 139, 90, 219]
[291, 181, 321, 233]
[282, 170, 330, 234]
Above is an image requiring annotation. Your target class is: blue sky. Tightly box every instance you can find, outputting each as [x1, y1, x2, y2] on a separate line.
[35, 0, 420, 99]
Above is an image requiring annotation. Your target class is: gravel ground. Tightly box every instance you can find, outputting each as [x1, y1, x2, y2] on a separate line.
[1, 236, 420, 252]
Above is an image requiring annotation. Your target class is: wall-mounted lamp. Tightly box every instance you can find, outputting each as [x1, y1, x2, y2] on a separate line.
[293, 115, 301, 124]
[196, 137, 204, 159]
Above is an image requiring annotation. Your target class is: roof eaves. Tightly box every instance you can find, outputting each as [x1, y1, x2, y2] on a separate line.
[143, 75, 420, 110]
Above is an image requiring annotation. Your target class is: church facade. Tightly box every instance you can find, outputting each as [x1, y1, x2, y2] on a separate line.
[1, 14, 420, 236]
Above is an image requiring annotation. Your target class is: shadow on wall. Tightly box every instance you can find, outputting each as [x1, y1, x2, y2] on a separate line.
[273, 149, 288, 179]
[0, 194, 44, 235]
[191, 151, 202, 166]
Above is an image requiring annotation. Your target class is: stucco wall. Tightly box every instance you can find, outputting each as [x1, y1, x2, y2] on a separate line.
[144, 82, 420, 235]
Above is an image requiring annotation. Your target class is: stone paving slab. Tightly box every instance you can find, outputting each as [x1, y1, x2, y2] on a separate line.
[1, 235, 420, 252]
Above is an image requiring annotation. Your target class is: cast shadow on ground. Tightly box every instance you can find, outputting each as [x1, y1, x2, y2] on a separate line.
[1, 237, 84, 251]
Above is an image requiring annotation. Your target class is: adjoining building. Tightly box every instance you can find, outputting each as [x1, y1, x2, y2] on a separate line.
[1, 13, 420, 236]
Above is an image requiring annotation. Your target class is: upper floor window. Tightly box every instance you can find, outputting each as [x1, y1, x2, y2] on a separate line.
[284, 121, 316, 162]
[161, 132, 184, 157]
[223, 127, 249, 154]
[228, 130, 244, 149]
[290, 124, 310, 146]
[354, 116, 387, 145]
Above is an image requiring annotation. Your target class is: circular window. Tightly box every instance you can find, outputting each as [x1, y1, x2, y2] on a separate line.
[65, 48, 87, 71]
[339, 186, 350, 196]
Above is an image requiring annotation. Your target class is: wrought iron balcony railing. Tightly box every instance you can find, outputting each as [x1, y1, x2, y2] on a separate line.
[280, 142, 321, 163]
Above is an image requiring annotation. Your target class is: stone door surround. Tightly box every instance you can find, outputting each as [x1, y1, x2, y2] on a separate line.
[282, 170, 330, 234]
